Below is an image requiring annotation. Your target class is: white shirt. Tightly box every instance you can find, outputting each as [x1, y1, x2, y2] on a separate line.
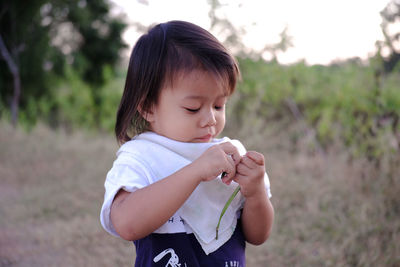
[100, 132, 271, 254]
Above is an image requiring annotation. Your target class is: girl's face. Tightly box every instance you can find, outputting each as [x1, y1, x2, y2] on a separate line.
[145, 70, 227, 143]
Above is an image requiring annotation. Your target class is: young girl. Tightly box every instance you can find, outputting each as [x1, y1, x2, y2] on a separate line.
[100, 20, 274, 266]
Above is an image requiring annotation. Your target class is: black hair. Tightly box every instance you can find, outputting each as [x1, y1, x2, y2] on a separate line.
[115, 20, 240, 144]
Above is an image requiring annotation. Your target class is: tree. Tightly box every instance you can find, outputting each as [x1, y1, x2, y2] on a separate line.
[262, 26, 293, 63]
[379, 0, 400, 73]
[0, 33, 21, 126]
[0, 0, 50, 126]
[207, 0, 245, 53]
[0, 0, 126, 126]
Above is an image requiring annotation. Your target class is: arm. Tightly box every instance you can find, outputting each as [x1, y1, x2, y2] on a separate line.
[110, 142, 241, 241]
[226, 151, 274, 245]
[241, 186, 274, 245]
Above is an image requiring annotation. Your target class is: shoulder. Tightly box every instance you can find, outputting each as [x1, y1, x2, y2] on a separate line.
[118, 136, 151, 155]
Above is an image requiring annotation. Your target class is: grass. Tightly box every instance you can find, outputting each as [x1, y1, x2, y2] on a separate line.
[0, 121, 399, 266]
[0, 123, 133, 266]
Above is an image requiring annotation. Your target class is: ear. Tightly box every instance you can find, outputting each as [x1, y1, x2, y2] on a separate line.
[138, 105, 155, 123]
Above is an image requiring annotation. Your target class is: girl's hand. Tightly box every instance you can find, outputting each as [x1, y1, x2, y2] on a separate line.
[191, 142, 241, 182]
[232, 151, 266, 198]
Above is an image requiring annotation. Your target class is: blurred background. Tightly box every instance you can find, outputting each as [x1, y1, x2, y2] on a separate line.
[0, 0, 399, 266]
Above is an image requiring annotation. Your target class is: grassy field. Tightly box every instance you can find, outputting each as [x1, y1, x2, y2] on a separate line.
[0, 122, 398, 266]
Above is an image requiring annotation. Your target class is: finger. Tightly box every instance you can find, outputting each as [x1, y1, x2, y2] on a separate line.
[235, 162, 249, 176]
[222, 167, 237, 184]
[240, 155, 258, 170]
[227, 152, 236, 168]
[221, 169, 235, 185]
[245, 151, 265, 166]
[219, 142, 241, 165]
[221, 155, 236, 182]
[222, 177, 232, 185]
[232, 173, 246, 186]
[221, 166, 235, 180]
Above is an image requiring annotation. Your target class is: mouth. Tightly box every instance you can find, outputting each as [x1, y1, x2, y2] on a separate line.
[195, 134, 213, 142]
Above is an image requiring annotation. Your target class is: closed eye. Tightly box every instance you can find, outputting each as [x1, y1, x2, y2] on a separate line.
[185, 108, 200, 113]
[214, 105, 224, 110]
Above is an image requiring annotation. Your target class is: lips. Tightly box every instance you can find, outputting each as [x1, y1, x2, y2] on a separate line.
[196, 134, 213, 142]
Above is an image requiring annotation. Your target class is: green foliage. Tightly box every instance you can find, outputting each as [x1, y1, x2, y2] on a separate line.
[230, 57, 400, 162]
[64, 1, 127, 86]
[1, 0, 398, 165]
[0, 0, 127, 125]
[35, 66, 125, 132]
[0, 0, 52, 112]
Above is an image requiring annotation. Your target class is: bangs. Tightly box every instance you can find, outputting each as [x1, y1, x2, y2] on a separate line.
[162, 43, 238, 96]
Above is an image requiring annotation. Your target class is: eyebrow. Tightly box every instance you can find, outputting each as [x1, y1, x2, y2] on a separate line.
[183, 94, 227, 100]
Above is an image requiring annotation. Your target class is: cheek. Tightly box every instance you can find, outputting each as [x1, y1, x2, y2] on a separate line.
[173, 116, 192, 132]
[217, 113, 226, 129]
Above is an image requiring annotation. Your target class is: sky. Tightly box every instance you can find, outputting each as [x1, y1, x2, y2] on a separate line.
[111, 0, 391, 65]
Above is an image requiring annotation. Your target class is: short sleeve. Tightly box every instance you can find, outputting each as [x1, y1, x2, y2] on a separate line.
[100, 153, 153, 237]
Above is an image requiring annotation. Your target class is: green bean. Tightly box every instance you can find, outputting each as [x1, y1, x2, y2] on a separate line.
[215, 185, 241, 240]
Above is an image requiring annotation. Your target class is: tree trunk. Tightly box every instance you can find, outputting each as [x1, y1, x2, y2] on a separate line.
[0, 34, 21, 127]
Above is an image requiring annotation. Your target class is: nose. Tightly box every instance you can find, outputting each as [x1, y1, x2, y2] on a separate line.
[201, 108, 217, 127]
